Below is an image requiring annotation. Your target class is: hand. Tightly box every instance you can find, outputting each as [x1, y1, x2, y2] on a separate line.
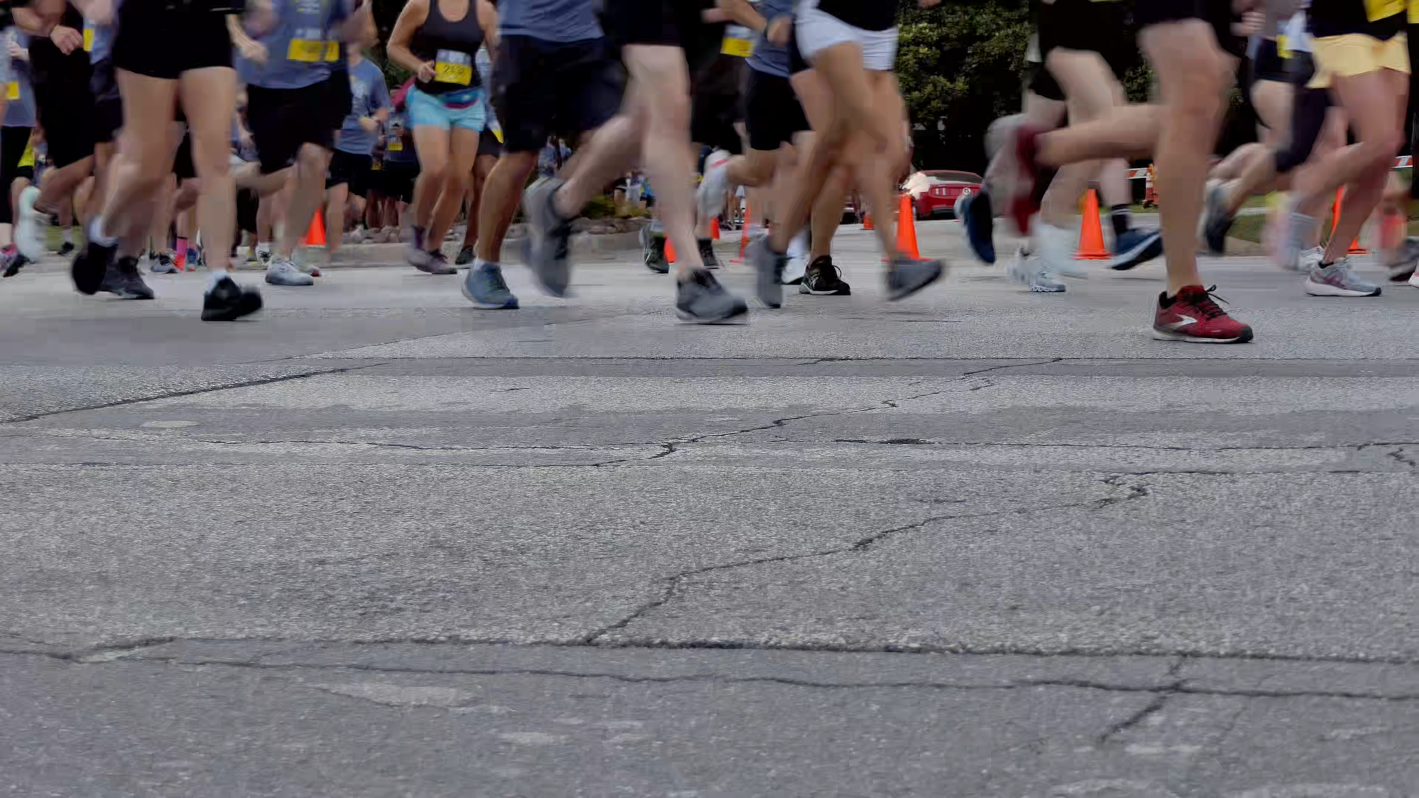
[49, 26, 83, 55]
[1232, 10, 1263, 37]
[416, 60, 436, 82]
[359, 116, 379, 133]
[766, 15, 791, 47]
[9, 43, 27, 62]
[237, 38, 268, 64]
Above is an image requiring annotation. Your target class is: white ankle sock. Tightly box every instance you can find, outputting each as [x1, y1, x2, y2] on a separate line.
[206, 268, 230, 290]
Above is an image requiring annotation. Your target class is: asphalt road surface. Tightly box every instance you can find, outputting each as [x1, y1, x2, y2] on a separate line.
[2, 222, 1417, 797]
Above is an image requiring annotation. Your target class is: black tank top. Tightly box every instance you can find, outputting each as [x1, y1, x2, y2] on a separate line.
[411, 0, 485, 94]
[29, 4, 92, 87]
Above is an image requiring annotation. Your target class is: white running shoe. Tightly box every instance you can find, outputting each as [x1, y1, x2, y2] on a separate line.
[1035, 220, 1086, 279]
[15, 186, 54, 261]
[783, 231, 809, 285]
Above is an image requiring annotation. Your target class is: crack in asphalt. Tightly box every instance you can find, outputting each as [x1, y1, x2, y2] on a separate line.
[1097, 657, 1185, 744]
[0, 362, 393, 425]
[579, 475, 1152, 644]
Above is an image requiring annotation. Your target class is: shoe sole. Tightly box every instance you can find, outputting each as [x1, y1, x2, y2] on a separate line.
[675, 306, 748, 324]
[799, 284, 851, 296]
[888, 261, 947, 301]
[1151, 327, 1255, 344]
[1305, 281, 1381, 297]
[1108, 234, 1165, 271]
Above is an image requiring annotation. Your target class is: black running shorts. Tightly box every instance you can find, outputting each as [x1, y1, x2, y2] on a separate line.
[112, 2, 233, 79]
[745, 67, 808, 151]
[327, 149, 372, 197]
[381, 161, 418, 203]
[1134, 0, 1245, 58]
[89, 58, 123, 145]
[690, 51, 745, 154]
[247, 78, 345, 175]
[33, 76, 97, 168]
[173, 131, 196, 180]
[1037, 0, 1135, 78]
[490, 35, 624, 154]
[606, 0, 726, 74]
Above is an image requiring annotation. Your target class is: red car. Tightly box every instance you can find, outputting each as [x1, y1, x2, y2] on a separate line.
[903, 170, 983, 220]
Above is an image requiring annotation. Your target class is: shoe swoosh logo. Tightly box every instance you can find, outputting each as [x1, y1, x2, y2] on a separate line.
[1166, 314, 1198, 329]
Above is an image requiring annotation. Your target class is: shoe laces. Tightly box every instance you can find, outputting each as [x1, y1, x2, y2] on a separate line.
[1186, 285, 1231, 320]
[483, 264, 510, 293]
[809, 260, 842, 283]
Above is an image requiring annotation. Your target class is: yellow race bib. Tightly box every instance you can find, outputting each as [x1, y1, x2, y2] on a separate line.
[287, 27, 332, 62]
[388, 139, 403, 152]
[19, 141, 34, 168]
[721, 24, 753, 57]
[1277, 35, 1290, 58]
[1366, 0, 1404, 22]
[83, 25, 94, 52]
[324, 41, 340, 62]
[435, 49, 472, 85]
[5, 82, 17, 101]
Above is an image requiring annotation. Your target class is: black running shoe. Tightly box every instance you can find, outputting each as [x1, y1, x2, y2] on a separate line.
[202, 275, 264, 321]
[1200, 182, 1234, 256]
[799, 256, 851, 296]
[102, 256, 156, 299]
[1, 249, 27, 278]
[698, 238, 721, 270]
[455, 245, 475, 265]
[72, 240, 116, 295]
[57, 240, 75, 257]
[675, 268, 748, 323]
[644, 234, 670, 274]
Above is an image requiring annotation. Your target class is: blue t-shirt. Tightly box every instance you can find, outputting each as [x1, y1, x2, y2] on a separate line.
[84, 0, 121, 65]
[335, 58, 390, 155]
[3, 32, 36, 128]
[499, 0, 602, 43]
[241, 0, 352, 90]
[746, 0, 793, 78]
[475, 45, 499, 135]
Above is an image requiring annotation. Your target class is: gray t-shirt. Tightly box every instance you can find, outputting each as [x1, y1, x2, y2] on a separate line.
[499, 0, 602, 43]
[746, 0, 794, 78]
[335, 57, 391, 155]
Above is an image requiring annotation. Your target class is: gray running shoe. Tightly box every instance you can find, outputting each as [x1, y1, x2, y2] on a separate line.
[1006, 246, 1065, 293]
[1386, 237, 1419, 282]
[1304, 257, 1381, 297]
[455, 245, 475, 266]
[886, 256, 946, 300]
[675, 268, 748, 323]
[696, 152, 732, 221]
[1274, 208, 1317, 272]
[101, 257, 156, 299]
[404, 226, 432, 270]
[748, 237, 785, 309]
[266, 258, 315, 286]
[1199, 180, 1233, 256]
[523, 177, 573, 297]
[461, 262, 519, 309]
[420, 250, 458, 275]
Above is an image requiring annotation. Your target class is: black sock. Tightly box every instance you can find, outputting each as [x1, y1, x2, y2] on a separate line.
[1110, 205, 1131, 237]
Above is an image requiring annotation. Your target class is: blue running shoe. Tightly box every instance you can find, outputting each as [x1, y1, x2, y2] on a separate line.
[1109, 227, 1163, 271]
[957, 189, 995, 264]
[462, 262, 520, 309]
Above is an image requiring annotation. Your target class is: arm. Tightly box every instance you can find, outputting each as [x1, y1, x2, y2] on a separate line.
[386, 0, 434, 81]
[336, 1, 373, 43]
[477, 0, 498, 50]
[715, 0, 766, 34]
[227, 14, 268, 63]
[13, 0, 66, 37]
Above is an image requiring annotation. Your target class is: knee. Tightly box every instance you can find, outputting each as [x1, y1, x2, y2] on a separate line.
[650, 92, 691, 130]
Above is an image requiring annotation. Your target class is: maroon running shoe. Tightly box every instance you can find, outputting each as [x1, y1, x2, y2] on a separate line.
[1152, 285, 1253, 344]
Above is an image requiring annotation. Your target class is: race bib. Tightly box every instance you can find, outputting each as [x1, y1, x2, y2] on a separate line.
[721, 25, 752, 57]
[83, 25, 94, 52]
[372, 160, 382, 171]
[1277, 35, 1290, 59]
[5, 82, 17, 101]
[492, 127, 503, 144]
[388, 139, 403, 152]
[287, 28, 328, 62]
[1365, 0, 1403, 22]
[435, 49, 472, 85]
[324, 41, 340, 62]
[19, 141, 33, 168]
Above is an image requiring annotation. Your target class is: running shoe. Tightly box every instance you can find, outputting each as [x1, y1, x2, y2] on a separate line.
[266, 258, 315, 286]
[258, 248, 272, 267]
[675, 267, 748, 323]
[455, 245, 475, 266]
[698, 238, 721, 270]
[1274, 207, 1318, 271]
[1411, 270, 1419, 288]
[404, 225, 433, 270]
[956, 189, 996, 264]
[799, 256, 851, 295]
[696, 149, 733, 222]
[1035, 220, 1086, 279]
[523, 177, 573, 297]
[1006, 246, 1065, 293]
[201, 275, 263, 322]
[57, 240, 75, 257]
[2, 247, 28, 278]
[1199, 181, 1233, 256]
[1298, 246, 1325, 274]
[748, 237, 786, 309]
[984, 116, 1044, 236]
[71, 240, 115, 295]
[644, 235, 670, 274]
[419, 250, 457, 275]
[1152, 285, 1253, 343]
[185, 248, 202, 272]
[1304, 257, 1382, 297]
[1385, 237, 1419, 282]
[462, 261, 519, 309]
[244, 247, 259, 267]
[15, 186, 57, 261]
[151, 252, 180, 274]
[100, 256, 156, 300]
[1109, 227, 1163, 271]
[886, 256, 946, 301]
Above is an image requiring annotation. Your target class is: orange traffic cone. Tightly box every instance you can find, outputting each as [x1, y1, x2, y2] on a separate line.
[863, 212, 873, 231]
[711, 217, 721, 241]
[306, 209, 327, 247]
[896, 193, 920, 259]
[1331, 188, 1368, 254]
[665, 237, 676, 264]
[732, 202, 751, 263]
[1075, 190, 1110, 260]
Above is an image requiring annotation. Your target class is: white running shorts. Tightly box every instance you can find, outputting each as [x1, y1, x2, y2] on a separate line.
[795, 0, 900, 72]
